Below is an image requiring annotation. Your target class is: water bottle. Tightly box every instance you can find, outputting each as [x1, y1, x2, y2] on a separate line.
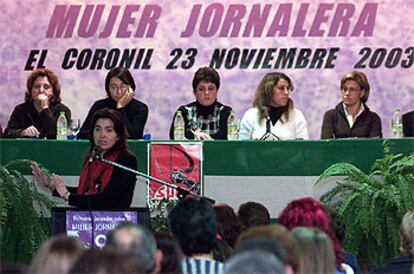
[173, 111, 185, 140]
[57, 111, 67, 140]
[227, 110, 239, 140]
[391, 108, 403, 138]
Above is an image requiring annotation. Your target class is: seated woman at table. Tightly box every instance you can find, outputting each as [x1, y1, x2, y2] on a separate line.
[321, 71, 382, 139]
[239, 72, 309, 140]
[31, 108, 137, 209]
[77, 67, 148, 139]
[4, 68, 71, 139]
[169, 67, 233, 140]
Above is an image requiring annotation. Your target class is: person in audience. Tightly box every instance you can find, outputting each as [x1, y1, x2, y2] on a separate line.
[31, 108, 137, 209]
[293, 227, 339, 274]
[69, 248, 142, 274]
[30, 234, 84, 274]
[154, 231, 184, 274]
[369, 209, 414, 274]
[234, 236, 288, 273]
[4, 68, 71, 139]
[213, 203, 243, 248]
[78, 67, 148, 139]
[169, 67, 233, 140]
[325, 206, 361, 274]
[237, 201, 270, 229]
[212, 233, 234, 262]
[278, 197, 345, 271]
[235, 224, 298, 274]
[169, 197, 224, 274]
[402, 110, 414, 137]
[105, 222, 162, 273]
[321, 71, 382, 139]
[225, 250, 286, 274]
[239, 72, 309, 140]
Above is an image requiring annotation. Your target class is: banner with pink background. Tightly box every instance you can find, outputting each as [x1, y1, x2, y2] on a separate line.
[1, 0, 413, 139]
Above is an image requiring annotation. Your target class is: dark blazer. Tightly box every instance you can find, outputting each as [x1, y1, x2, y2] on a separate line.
[321, 103, 382, 139]
[402, 111, 414, 137]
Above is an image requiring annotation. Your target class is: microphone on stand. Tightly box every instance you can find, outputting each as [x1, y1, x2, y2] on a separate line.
[259, 106, 280, 141]
[89, 145, 102, 163]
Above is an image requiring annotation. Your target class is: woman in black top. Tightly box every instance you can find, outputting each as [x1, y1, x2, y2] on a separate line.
[78, 67, 148, 139]
[32, 108, 137, 209]
[169, 67, 232, 140]
[4, 68, 71, 139]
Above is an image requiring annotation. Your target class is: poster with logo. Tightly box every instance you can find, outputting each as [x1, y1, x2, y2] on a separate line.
[148, 142, 202, 206]
[66, 211, 138, 249]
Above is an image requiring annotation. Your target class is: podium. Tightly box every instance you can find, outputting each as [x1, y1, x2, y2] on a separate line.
[51, 207, 150, 248]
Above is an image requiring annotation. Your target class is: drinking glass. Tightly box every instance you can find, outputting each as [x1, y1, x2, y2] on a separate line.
[70, 118, 81, 139]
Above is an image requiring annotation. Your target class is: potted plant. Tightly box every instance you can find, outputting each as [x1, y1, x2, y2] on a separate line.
[315, 141, 414, 269]
[0, 159, 55, 264]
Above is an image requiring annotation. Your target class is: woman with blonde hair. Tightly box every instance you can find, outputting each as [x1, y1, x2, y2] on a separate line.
[293, 227, 339, 274]
[239, 72, 308, 140]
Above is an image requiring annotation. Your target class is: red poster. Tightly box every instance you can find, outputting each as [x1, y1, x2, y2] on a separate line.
[148, 143, 202, 202]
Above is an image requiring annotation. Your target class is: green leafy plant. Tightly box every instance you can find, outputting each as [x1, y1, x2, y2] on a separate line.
[148, 198, 177, 232]
[315, 141, 414, 269]
[0, 159, 56, 264]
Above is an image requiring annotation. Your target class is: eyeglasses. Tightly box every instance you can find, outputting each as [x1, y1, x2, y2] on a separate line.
[341, 87, 362, 93]
[109, 84, 129, 93]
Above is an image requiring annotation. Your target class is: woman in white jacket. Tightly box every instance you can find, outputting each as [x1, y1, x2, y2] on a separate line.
[239, 72, 309, 140]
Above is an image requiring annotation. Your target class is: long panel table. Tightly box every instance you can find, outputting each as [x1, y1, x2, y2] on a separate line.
[1, 139, 413, 216]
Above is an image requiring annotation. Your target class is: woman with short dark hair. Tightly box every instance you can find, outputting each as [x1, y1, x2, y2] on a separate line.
[78, 67, 148, 139]
[321, 71, 382, 139]
[169, 67, 233, 140]
[32, 108, 137, 209]
[4, 68, 71, 139]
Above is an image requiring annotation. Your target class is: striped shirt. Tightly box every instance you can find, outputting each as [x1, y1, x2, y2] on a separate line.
[182, 258, 224, 274]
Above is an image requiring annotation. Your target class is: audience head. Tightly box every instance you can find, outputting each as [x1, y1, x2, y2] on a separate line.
[236, 224, 298, 273]
[30, 234, 83, 274]
[69, 248, 141, 274]
[278, 197, 344, 267]
[105, 67, 136, 99]
[213, 203, 243, 248]
[89, 107, 128, 153]
[25, 68, 62, 104]
[212, 235, 234, 262]
[235, 237, 287, 265]
[253, 72, 294, 120]
[154, 231, 183, 274]
[105, 222, 158, 273]
[192, 67, 220, 107]
[400, 209, 414, 256]
[225, 250, 286, 274]
[340, 71, 370, 104]
[292, 227, 336, 274]
[238, 201, 270, 229]
[169, 197, 217, 257]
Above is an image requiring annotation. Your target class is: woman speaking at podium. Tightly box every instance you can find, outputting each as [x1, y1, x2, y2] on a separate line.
[31, 108, 137, 209]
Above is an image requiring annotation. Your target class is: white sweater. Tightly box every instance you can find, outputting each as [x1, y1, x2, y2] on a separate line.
[239, 107, 309, 140]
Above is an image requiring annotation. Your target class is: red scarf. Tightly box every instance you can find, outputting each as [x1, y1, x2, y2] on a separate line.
[77, 150, 121, 195]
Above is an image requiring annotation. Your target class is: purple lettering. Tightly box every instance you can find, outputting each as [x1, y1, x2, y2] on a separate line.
[181, 5, 202, 37]
[267, 4, 292, 37]
[243, 4, 271, 37]
[292, 3, 309, 37]
[351, 3, 377, 36]
[309, 3, 334, 36]
[116, 5, 140, 38]
[219, 4, 246, 37]
[200, 3, 224, 37]
[78, 5, 104, 38]
[134, 5, 161, 38]
[46, 5, 81, 38]
[99, 6, 120, 38]
[328, 4, 355, 37]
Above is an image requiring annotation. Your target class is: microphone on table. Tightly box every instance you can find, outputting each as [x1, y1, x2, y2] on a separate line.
[89, 145, 102, 163]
